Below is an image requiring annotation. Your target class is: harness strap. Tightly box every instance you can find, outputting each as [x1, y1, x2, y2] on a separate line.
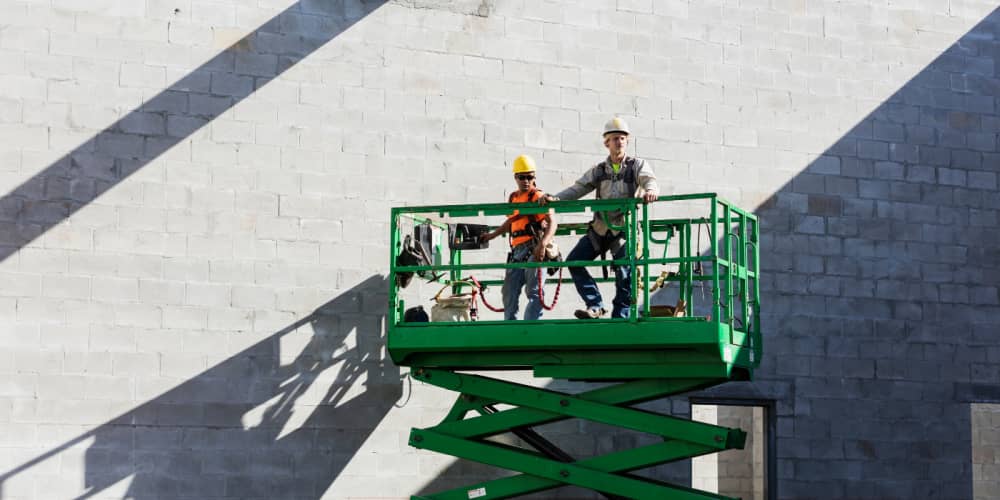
[510, 226, 541, 239]
[508, 187, 544, 247]
[593, 158, 638, 200]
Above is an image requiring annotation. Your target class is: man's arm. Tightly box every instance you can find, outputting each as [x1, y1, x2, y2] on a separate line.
[480, 218, 512, 242]
[636, 158, 659, 203]
[534, 214, 557, 260]
[542, 166, 599, 204]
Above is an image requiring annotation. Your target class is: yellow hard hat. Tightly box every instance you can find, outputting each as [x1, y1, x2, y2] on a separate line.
[512, 155, 537, 174]
[603, 116, 630, 137]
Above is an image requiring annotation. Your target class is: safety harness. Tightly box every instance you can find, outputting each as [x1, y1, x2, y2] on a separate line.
[589, 158, 640, 278]
[593, 157, 639, 200]
[507, 187, 546, 248]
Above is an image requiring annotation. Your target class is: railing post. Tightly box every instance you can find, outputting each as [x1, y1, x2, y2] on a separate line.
[724, 202, 734, 337]
[710, 197, 721, 324]
[628, 199, 639, 321]
[740, 212, 750, 340]
[684, 220, 692, 310]
[390, 208, 401, 325]
[751, 217, 762, 364]
[642, 200, 650, 318]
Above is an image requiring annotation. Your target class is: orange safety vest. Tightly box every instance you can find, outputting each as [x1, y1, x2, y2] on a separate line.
[507, 188, 545, 247]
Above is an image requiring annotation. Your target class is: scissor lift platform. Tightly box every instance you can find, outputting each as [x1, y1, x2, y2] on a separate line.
[390, 317, 754, 381]
[389, 194, 761, 499]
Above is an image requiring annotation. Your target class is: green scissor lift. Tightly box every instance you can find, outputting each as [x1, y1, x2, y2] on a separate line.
[389, 193, 761, 499]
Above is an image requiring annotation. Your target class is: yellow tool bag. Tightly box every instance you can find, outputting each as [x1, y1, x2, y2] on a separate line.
[430, 282, 475, 322]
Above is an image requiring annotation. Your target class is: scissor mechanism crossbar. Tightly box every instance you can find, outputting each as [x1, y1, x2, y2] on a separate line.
[409, 369, 745, 500]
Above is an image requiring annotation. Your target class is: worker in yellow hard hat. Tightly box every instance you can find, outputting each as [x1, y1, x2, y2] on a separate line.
[480, 155, 558, 320]
[540, 117, 659, 319]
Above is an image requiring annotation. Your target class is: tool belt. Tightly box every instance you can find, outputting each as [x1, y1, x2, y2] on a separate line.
[510, 223, 562, 275]
[586, 225, 626, 279]
[508, 240, 561, 275]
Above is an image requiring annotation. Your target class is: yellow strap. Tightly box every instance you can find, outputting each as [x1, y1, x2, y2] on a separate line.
[433, 280, 475, 302]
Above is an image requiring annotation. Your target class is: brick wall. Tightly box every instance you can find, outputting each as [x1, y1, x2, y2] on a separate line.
[693, 404, 767, 500]
[973, 403, 1000, 500]
[1, 0, 999, 499]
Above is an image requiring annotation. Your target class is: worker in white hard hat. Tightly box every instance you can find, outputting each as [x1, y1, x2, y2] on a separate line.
[480, 155, 558, 320]
[540, 117, 658, 319]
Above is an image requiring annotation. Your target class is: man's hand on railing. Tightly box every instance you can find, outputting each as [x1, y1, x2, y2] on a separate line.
[540, 193, 657, 205]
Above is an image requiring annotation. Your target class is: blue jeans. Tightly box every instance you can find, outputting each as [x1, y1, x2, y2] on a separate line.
[502, 244, 544, 320]
[566, 232, 631, 318]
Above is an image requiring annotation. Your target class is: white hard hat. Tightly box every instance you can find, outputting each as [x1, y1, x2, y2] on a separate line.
[603, 117, 630, 137]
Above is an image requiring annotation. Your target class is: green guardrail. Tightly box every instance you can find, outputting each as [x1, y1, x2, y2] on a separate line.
[388, 193, 763, 500]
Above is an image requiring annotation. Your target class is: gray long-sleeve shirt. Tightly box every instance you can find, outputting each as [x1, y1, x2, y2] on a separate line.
[555, 156, 658, 236]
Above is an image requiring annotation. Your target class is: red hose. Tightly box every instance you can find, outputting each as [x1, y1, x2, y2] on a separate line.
[468, 266, 563, 314]
[468, 275, 505, 313]
[537, 267, 563, 311]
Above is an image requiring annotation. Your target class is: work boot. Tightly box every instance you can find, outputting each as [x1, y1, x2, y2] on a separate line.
[574, 307, 607, 319]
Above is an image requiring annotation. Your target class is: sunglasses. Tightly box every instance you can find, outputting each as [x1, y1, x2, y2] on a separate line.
[515, 174, 535, 181]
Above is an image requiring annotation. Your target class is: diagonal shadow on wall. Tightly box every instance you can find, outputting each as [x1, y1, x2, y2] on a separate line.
[418, 7, 1000, 500]
[0, 0, 387, 264]
[683, 7, 1000, 500]
[0, 274, 399, 499]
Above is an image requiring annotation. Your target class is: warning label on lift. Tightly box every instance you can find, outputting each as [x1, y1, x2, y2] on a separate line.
[467, 487, 487, 499]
